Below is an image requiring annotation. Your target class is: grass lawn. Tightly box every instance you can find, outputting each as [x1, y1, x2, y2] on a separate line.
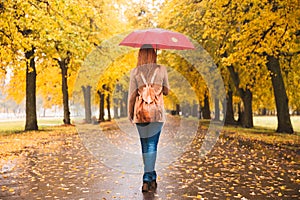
[221, 116, 300, 148]
[254, 115, 300, 133]
[0, 118, 64, 135]
[0, 116, 299, 147]
[1, 115, 299, 131]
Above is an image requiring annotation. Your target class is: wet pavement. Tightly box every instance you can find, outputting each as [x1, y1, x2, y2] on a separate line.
[0, 117, 299, 200]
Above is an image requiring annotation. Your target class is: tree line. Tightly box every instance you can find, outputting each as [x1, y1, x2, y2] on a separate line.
[0, 0, 299, 134]
[158, 0, 299, 133]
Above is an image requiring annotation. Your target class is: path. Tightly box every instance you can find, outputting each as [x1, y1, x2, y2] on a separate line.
[0, 117, 299, 200]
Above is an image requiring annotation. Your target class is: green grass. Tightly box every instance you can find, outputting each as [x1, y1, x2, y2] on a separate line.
[219, 118, 300, 148]
[222, 125, 299, 145]
[1, 116, 299, 147]
[197, 116, 300, 147]
[0, 118, 64, 135]
[254, 115, 300, 132]
[0, 121, 24, 134]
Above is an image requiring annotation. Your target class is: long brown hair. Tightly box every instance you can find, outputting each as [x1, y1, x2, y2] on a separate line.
[137, 48, 157, 67]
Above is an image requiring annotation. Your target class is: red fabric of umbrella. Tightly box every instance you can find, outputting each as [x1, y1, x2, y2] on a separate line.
[119, 28, 195, 50]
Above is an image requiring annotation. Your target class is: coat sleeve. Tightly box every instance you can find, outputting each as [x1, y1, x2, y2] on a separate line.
[128, 69, 138, 122]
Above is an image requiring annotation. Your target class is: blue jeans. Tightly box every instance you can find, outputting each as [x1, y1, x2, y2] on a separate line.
[136, 122, 163, 182]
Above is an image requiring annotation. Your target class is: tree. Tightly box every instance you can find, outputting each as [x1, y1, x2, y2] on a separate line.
[106, 93, 112, 121]
[98, 90, 105, 122]
[227, 65, 253, 128]
[54, 51, 72, 124]
[25, 47, 38, 130]
[0, 0, 47, 130]
[1, 0, 125, 129]
[224, 86, 236, 125]
[158, 51, 208, 118]
[40, 1, 95, 125]
[202, 90, 211, 119]
[82, 85, 92, 123]
[159, 0, 299, 133]
[266, 55, 293, 133]
[219, 0, 299, 133]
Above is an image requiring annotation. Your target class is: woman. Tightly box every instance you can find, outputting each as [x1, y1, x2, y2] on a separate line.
[128, 47, 169, 192]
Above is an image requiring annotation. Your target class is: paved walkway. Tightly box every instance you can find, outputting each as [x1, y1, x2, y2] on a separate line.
[0, 117, 299, 200]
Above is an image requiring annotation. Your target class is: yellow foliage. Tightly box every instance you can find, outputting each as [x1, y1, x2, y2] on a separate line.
[159, 0, 300, 113]
[0, 0, 126, 109]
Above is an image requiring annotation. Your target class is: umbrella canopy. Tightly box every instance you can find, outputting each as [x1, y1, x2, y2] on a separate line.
[119, 28, 195, 50]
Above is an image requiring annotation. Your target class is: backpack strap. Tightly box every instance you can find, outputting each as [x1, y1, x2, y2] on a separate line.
[140, 73, 148, 87]
[140, 67, 159, 86]
[150, 67, 159, 84]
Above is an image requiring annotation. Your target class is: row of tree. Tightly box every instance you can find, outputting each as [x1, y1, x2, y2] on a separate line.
[0, 0, 124, 130]
[158, 0, 299, 133]
[1, 0, 299, 134]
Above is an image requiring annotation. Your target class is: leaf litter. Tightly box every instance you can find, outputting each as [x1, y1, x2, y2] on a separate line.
[0, 118, 299, 200]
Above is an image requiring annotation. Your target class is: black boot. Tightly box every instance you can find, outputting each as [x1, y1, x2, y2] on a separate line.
[142, 182, 151, 192]
[150, 180, 157, 191]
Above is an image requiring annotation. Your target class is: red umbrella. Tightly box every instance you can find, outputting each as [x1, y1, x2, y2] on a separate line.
[119, 28, 195, 50]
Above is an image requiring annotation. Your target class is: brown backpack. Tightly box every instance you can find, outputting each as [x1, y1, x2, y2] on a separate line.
[135, 68, 162, 123]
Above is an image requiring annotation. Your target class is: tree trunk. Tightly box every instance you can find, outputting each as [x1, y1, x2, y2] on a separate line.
[237, 102, 243, 124]
[113, 98, 119, 119]
[25, 47, 38, 131]
[82, 85, 92, 123]
[240, 89, 253, 128]
[225, 89, 236, 125]
[98, 91, 105, 122]
[176, 104, 181, 115]
[120, 99, 125, 117]
[214, 98, 220, 121]
[202, 90, 211, 119]
[261, 108, 267, 115]
[120, 91, 128, 117]
[227, 65, 253, 128]
[106, 94, 111, 121]
[58, 55, 71, 125]
[266, 55, 294, 133]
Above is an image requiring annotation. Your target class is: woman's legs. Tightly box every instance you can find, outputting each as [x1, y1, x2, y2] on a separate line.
[136, 122, 163, 183]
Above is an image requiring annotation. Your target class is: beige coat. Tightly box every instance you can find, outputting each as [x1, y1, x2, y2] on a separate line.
[128, 64, 169, 123]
